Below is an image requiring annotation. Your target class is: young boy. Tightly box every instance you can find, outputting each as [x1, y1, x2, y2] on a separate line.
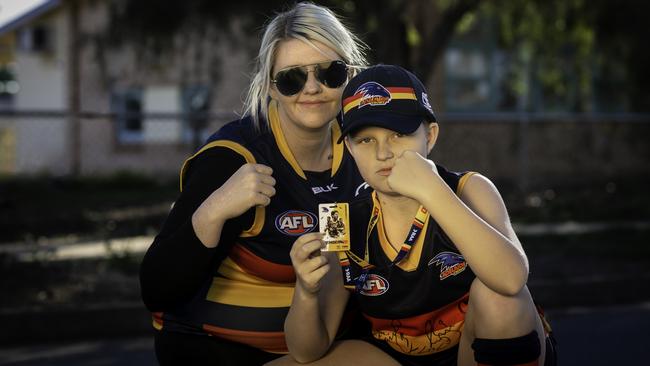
[279, 65, 555, 366]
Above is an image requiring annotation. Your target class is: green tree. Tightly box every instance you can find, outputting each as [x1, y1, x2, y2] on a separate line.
[106, 0, 649, 112]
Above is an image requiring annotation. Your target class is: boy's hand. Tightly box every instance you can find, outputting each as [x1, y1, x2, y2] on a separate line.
[387, 150, 439, 201]
[290, 233, 330, 295]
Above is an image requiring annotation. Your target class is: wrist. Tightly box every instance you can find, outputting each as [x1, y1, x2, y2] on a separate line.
[295, 282, 320, 302]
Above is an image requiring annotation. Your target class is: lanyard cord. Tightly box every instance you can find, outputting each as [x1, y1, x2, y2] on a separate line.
[339, 192, 428, 291]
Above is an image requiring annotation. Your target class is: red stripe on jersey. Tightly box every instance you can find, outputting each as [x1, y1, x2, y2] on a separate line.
[152, 312, 163, 330]
[229, 243, 295, 283]
[203, 323, 287, 353]
[364, 293, 469, 337]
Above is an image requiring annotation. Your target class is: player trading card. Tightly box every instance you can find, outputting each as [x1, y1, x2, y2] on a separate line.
[318, 202, 350, 252]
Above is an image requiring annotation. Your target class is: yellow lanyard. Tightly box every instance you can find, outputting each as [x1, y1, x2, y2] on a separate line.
[339, 193, 428, 290]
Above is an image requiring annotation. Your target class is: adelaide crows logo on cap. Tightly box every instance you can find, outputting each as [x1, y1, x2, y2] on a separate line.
[354, 82, 391, 109]
[343, 83, 418, 115]
[428, 251, 467, 280]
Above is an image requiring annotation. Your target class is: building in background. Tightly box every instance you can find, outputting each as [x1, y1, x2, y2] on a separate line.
[0, 0, 248, 176]
[0, 0, 646, 189]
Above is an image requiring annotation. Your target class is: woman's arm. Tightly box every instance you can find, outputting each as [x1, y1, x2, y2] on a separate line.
[388, 151, 528, 296]
[139, 148, 272, 310]
[285, 233, 350, 363]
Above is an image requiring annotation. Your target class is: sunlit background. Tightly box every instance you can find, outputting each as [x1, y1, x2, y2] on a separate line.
[0, 1, 648, 365]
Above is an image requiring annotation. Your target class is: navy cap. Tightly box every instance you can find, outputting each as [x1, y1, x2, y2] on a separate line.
[338, 64, 436, 143]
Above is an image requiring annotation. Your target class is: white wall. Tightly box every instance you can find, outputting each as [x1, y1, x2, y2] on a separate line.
[14, 11, 68, 111]
[8, 8, 71, 175]
[143, 86, 181, 143]
[15, 117, 69, 174]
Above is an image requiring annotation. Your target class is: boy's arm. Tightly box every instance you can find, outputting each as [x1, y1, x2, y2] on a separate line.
[389, 151, 529, 296]
[285, 234, 350, 363]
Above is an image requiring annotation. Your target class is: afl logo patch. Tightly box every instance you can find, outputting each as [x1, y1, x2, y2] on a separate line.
[359, 274, 389, 296]
[275, 210, 317, 236]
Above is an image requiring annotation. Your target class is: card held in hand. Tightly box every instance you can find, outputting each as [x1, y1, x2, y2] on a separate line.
[318, 202, 350, 252]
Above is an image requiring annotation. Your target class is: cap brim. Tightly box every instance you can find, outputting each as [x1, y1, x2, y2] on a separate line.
[337, 112, 424, 144]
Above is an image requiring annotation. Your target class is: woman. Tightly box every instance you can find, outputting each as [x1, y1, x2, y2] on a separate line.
[282, 65, 555, 366]
[139, 3, 369, 364]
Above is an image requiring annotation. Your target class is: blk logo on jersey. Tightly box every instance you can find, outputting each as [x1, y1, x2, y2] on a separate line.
[312, 183, 338, 195]
[275, 210, 317, 236]
[358, 274, 389, 296]
[428, 252, 467, 280]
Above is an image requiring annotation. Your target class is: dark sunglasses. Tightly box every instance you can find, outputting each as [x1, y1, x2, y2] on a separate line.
[272, 60, 349, 96]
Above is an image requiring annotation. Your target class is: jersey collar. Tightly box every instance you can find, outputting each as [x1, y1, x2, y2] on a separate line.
[268, 100, 344, 180]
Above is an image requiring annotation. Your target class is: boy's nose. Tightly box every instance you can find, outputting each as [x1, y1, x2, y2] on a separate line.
[376, 143, 394, 160]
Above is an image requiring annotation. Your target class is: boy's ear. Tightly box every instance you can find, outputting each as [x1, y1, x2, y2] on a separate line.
[426, 122, 439, 153]
[344, 136, 352, 153]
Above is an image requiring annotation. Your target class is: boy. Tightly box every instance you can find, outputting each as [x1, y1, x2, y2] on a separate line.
[280, 65, 555, 366]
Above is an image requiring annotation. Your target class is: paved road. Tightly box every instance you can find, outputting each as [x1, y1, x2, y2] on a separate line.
[1, 303, 649, 366]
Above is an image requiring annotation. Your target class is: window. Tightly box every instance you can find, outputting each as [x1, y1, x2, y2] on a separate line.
[112, 89, 143, 144]
[443, 17, 499, 112]
[17, 25, 53, 53]
[181, 85, 211, 147]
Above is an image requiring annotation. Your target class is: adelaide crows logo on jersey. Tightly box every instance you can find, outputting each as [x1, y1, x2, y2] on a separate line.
[275, 210, 317, 236]
[358, 273, 389, 296]
[355, 82, 391, 108]
[428, 252, 467, 280]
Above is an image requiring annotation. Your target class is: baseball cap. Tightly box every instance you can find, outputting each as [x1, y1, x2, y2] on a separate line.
[337, 64, 436, 143]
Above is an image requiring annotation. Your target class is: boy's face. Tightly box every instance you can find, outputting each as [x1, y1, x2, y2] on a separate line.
[345, 123, 437, 195]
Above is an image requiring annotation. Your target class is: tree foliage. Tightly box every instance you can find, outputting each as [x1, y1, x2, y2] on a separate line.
[107, 0, 649, 112]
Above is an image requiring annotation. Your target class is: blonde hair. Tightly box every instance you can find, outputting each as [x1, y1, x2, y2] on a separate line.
[242, 2, 368, 130]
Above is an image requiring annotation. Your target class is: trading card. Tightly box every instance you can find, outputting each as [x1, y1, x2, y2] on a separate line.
[318, 202, 350, 251]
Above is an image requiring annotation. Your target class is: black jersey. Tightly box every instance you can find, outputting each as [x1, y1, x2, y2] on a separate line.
[345, 166, 476, 357]
[155, 102, 369, 353]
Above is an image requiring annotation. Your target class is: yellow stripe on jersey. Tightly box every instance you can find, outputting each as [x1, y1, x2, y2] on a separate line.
[374, 193, 430, 272]
[180, 140, 256, 190]
[456, 171, 477, 197]
[206, 276, 294, 308]
[217, 257, 294, 286]
[330, 121, 344, 176]
[178, 140, 264, 237]
[269, 100, 306, 179]
[270, 100, 345, 179]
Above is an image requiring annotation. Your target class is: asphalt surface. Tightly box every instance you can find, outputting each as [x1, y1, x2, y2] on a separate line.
[1, 303, 649, 366]
[1, 223, 648, 365]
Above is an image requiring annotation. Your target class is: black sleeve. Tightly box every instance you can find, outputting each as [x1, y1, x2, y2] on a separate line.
[139, 147, 255, 311]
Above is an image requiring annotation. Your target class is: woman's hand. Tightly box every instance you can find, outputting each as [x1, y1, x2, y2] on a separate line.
[198, 163, 276, 220]
[387, 150, 439, 201]
[192, 163, 275, 247]
[290, 233, 330, 295]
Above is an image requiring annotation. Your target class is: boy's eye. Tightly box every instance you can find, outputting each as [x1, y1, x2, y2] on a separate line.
[357, 137, 373, 144]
